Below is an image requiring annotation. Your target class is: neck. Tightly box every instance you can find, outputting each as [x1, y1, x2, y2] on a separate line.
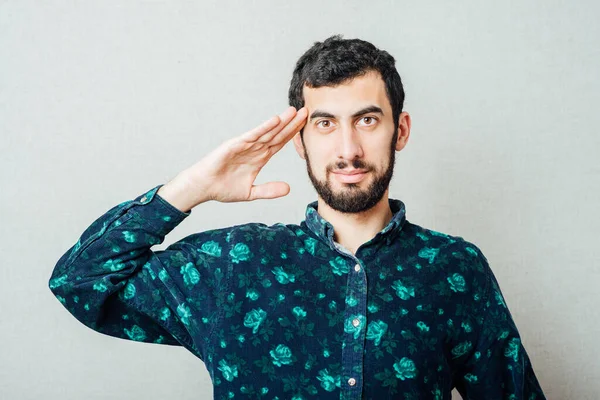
[316, 190, 394, 255]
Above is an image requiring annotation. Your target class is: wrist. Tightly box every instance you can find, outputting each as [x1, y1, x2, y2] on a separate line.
[157, 174, 211, 213]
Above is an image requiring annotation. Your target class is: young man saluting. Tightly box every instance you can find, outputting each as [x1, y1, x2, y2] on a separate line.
[49, 34, 546, 399]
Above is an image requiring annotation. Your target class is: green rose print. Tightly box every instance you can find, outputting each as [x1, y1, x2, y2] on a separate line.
[180, 262, 200, 287]
[393, 357, 417, 380]
[272, 266, 295, 284]
[366, 320, 388, 346]
[48, 188, 546, 399]
[292, 306, 307, 319]
[158, 268, 168, 282]
[344, 314, 366, 339]
[243, 308, 267, 334]
[345, 295, 358, 307]
[123, 230, 136, 243]
[461, 321, 472, 333]
[176, 303, 192, 326]
[447, 273, 466, 292]
[304, 237, 318, 256]
[504, 338, 521, 362]
[391, 279, 415, 300]
[245, 288, 259, 301]
[229, 242, 252, 264]
[317, 368, 341, 392]
[159, 307, 171, 321]
[418, 247, 439, 264]
[451, 341, 473, 358]
[49, 274, 68, 289]
[328, 300, 337, 311]
[92, 282, 107, 293]
[103, 258, 125, 272]
[367, 303, 379, 313]
[329, 256, 349, 276]
[270, 344, 293, 367]
[124, 325, 146, 341]
[218, 359, 239, 382]
[200, 240, 222, 257]
[142, 262, 155, 280]
[495, 289, 507, 307]
[416, 321, 430, 332]
[123, 282, 136, 300]
[465, 246, 478, 257]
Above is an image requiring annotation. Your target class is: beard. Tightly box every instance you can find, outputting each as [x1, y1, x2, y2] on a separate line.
[302, 131, 397, 214]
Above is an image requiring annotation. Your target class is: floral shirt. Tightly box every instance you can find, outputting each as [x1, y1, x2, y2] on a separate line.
[49, 184, 546, 399]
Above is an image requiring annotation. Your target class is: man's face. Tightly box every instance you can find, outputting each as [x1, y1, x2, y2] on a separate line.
[293, 70, 406, 214]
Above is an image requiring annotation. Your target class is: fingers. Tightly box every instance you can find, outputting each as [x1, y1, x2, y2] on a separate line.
[266, 113, 307, 156]
[257, 107, 306, 144]
[248, 181, 290, 201]
[269, 107, 308, 146]
[242, 115, 280, 142]
[243, 107, 297, 142]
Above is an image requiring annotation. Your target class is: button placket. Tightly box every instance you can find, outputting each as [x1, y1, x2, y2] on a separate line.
[331, 247, 366, 398]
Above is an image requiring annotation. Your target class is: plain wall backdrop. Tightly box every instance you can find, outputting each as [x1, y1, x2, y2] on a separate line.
[1, 1, 599, 399]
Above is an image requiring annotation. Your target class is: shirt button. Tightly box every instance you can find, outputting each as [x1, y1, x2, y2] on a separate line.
[140, 196, 147, 203]
[352, 318, 361, 327]
[354, 264, 361, 272]
[348, 377, 356, 386]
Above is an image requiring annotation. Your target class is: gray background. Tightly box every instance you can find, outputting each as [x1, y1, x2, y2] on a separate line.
[1, 1, 598, 399]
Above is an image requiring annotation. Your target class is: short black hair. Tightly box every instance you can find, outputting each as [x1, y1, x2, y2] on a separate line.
[288, 34, 405, 137]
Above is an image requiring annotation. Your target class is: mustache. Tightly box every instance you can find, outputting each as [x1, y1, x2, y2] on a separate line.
[329, 160, 372, 172]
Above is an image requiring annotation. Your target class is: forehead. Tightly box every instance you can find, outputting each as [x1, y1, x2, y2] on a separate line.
[302, 70, 389, 113]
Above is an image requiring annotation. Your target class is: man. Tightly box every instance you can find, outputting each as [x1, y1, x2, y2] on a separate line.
[49, 35, 546, 399]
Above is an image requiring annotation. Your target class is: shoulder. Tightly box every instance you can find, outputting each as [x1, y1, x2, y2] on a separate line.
[402, 221, 493, 289]
[404, 220, 488, 261]
[402, 220, 463, 248]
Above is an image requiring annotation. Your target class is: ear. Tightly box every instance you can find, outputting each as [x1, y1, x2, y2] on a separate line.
[292, 132, 306, 160]
[395, 111, 411, 152]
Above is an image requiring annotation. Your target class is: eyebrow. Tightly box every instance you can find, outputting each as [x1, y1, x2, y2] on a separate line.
[309, 105, 384, 121]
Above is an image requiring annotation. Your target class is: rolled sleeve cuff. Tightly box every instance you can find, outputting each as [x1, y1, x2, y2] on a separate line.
[128, 184, 192, 237]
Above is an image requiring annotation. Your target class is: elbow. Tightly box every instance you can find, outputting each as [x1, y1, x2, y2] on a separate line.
[48, 270, 72, 306]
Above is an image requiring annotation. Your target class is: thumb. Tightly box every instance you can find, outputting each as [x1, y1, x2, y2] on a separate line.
[249, 181, 290, 201]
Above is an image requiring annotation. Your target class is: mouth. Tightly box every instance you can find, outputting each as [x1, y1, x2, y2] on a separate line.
[332, 170, 369, 183]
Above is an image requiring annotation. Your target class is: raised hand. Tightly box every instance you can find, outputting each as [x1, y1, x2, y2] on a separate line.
[158, 106, 308, 212]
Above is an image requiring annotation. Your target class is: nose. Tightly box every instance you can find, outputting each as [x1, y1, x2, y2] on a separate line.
[336, 123, 364, 161]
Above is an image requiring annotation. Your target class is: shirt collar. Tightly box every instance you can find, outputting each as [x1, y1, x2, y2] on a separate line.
[303, 198, 407, 249]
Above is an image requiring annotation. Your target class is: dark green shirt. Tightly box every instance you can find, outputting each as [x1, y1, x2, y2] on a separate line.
[49, 184, 546, 399]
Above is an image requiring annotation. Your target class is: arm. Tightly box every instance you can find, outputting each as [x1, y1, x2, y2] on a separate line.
[49, 106, 308, 360]
[452, 246, 546, 399]
[48, 184, 230, 360]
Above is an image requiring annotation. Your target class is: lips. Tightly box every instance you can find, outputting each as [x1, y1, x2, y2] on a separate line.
[334, 170, 368, 175]
[333, 170, 368, 183]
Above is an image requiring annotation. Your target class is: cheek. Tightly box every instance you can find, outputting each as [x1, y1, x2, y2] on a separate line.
[305, 145, 329, 166]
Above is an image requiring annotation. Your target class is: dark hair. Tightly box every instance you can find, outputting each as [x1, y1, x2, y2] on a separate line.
[288, 34, 405, 137]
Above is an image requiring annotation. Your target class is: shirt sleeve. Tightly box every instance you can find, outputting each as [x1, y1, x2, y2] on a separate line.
[48, 184, 231, 361]
[453, 246, 546, 399]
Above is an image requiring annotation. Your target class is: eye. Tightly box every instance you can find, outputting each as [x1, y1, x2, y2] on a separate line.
[316, 120, 332, 128]
[359, 116, 378, 126]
